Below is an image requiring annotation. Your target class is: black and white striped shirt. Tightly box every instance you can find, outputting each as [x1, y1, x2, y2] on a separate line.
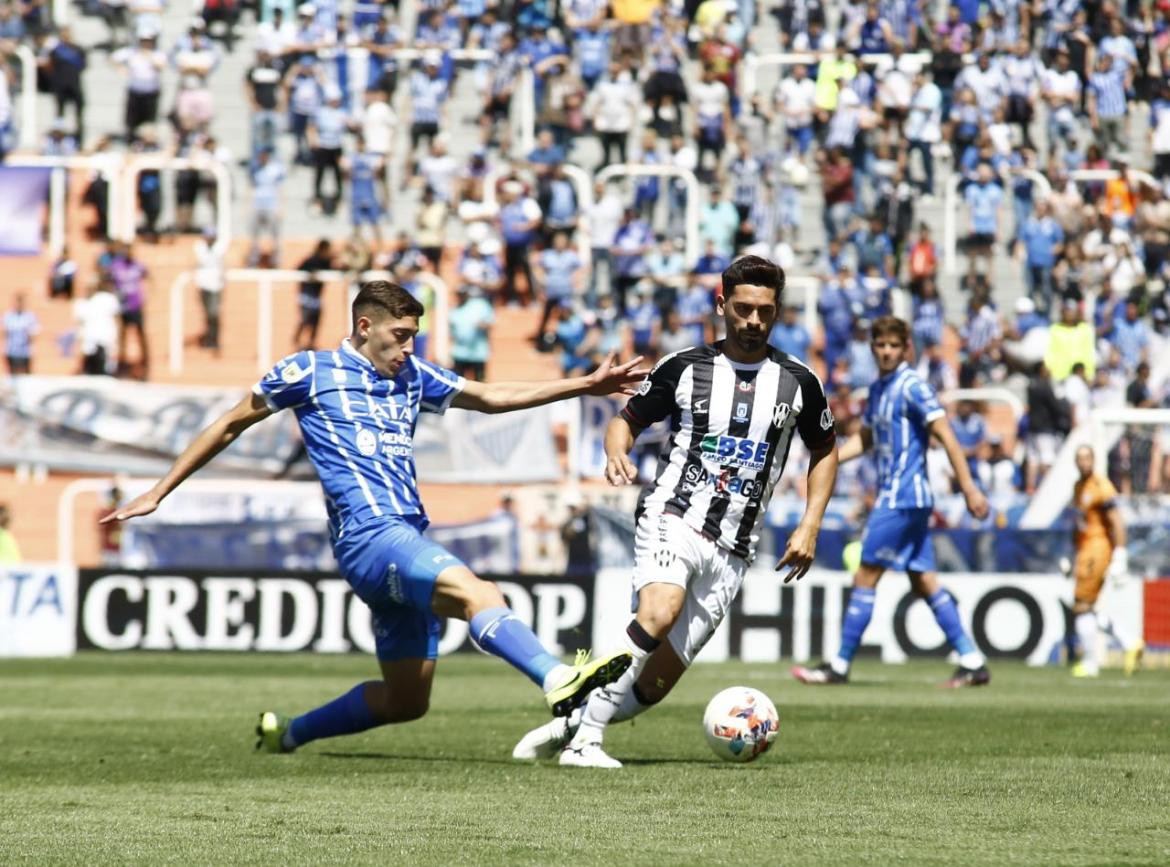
[621, 343, 835, 562]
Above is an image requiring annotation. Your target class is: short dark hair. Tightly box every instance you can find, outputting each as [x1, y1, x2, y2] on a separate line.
[352, 280, 425, 323]
[721, 255, 785, 302]
[870, 315, 910, 343]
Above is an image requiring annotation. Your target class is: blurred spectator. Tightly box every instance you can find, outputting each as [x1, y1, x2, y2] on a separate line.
[1064, 361, 1093, 428]
[286, 56, 324, 166]
[0, 504, 19, 564]
[977, 436, 1020, 495]
[611, 207, 653, 313]
[1126, 361, 1157, 409]
[309, 87, 347, 212]
[498, 181, 542, 306]
[344, 136, 385, 253]
[700, 186, 740, 258]
[1111, 299, 1152, 373]
[294, 239, 332, 350]
[449, 284, 494, 382]
[1044, 300, 1096, 381]
[561, 493, 595, 577]
[532, 230, 585, 341]
[247, 147, 285, 267]
[415, 185, 449, 268]
[677, 282, 714, 346]
[552, 302, 598, 375]
[951, 400, 987, 474]
[49, 248, 77, 299]
[407, 51, 450, 176]
[627, 281, 661, 358]
[1025, 363, 1068, 492]
[963, 163, 1003, 282]
[911, 279, 944, 357]
[819, 147, 855, 242]
[193, 227, 224, 352]
[73, 277, 120, 375]
[917, 339, 957, 393]
[112, 28, 165, 141]
[106, 242, 150, 375]
[1019, 199, 1064, 315]
[905, 69, 942, 196]
[906, 222, 938, 296]
[586, 181, 623, 304]
[658, 307, 693, 356]
[245, 49, 284, 160]
[3, 292, 38, 375]
[769, 304, 810, 361]
[43, 26, 87, 143]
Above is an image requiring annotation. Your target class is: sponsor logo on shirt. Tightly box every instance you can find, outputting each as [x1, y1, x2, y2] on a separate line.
[682, 464, 766, 499]
[821, 408, 835, 430]
[699, 434, 770, 471]
[636, 378, 652, 396]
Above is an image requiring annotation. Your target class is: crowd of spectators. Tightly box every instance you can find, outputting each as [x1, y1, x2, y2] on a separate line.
[5, 0, 1170, 498]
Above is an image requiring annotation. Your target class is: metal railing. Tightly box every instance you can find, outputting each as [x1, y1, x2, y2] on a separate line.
[168, 267, 451, 376]
[595, 163, 701, 267]
[943, 170, 1052, 274]
[12, 43, 38, 151]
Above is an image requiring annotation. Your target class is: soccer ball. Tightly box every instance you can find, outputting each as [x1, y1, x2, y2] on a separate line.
[702, 686, 779, 763]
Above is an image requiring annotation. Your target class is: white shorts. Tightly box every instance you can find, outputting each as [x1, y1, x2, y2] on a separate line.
[1027, 433, 1060, 469]
[631, 512, 748, 666]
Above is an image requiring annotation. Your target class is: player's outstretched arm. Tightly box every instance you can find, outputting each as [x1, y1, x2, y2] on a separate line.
[775, 441, 838, 583]
[929, 416, 990, 520]
[100, 392, 274, 523]
[602, 415, 639, 486]
[450, 353, 648, 414]
[836, 427, 872, 463]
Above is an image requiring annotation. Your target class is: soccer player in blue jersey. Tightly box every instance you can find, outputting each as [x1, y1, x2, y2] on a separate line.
[792, 315, 993, 688]
[104, 280, 647, 751]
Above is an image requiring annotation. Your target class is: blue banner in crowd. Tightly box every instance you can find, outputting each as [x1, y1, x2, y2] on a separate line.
[0, 168, 51, 255]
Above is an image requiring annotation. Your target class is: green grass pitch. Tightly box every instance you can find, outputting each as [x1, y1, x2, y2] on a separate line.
[1, 654, 1167, 865]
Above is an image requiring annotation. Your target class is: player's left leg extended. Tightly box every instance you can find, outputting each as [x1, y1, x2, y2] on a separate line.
[909, 570, 990, 687]
[260, 655, 437, 753]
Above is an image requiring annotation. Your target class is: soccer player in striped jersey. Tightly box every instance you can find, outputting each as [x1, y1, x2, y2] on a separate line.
[514, 255, 840, 768]
[103, 280, 647, 752]
[792, 316, 992, 688]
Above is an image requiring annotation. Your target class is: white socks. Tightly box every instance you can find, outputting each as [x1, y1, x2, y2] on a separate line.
[1095, 611, 1139, 653]
[571, 621, 661, 747]
[541, 664, 572, 693]
[1076, 612, 1099, 672]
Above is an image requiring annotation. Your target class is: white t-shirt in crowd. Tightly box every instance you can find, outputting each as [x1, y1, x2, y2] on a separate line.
[775, 77, 816, 127]
[113, 47, 166, 93]
[360, 99, 396, 155]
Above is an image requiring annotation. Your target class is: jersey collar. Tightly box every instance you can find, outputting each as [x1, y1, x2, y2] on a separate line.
[879, 361, 910, 382]
[341, 338, 378, 374]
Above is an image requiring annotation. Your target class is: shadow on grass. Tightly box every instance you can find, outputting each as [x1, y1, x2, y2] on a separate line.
[319, 751, 517, 766]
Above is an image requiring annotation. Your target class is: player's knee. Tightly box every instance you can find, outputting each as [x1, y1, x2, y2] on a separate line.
[636, 602, 680, 638]
[390, 695, 430, 722]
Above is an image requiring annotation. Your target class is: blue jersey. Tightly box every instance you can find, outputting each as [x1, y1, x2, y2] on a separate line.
[862, 362, 945, 509]
[254, 341, 464, 539]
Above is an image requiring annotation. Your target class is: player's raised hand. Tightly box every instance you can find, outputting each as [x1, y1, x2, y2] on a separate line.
[963, 486, 990, 520]
[99, 490, 161, 524]
[584, 354, 650, 397]
[775, 523, 817, 583]
[604, 451, 638, 486]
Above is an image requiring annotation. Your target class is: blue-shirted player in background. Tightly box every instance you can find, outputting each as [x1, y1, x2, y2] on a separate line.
[792, 316, 993, 688]
[104, 280, 647, 751]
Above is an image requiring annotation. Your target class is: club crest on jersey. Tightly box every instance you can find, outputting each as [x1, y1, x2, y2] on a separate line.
[820, 408, 835, 430]
[772, 402, 792, 427]
[734, 402, 750, 421]
[700, 434, 770, 471]
[355, 428, 378, 457]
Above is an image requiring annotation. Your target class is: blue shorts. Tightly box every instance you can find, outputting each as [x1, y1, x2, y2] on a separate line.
[334, 516, 465, 661]
[860, 507, 936, 573]
[351, 199, 383, 226]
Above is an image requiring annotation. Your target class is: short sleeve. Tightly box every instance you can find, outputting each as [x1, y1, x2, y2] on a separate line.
[1097, 477, 1119, 507]
[905, 376, 945, 426]
[254, 351, 315, 411]
[792, 363, 836, 449]
[621, 351, 684, 429]
[414, 357, 465, 415]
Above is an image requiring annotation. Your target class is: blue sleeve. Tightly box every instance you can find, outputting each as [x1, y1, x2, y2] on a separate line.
[254, 351, 315, 411]
[905, 377, 945, 427]
[415, 357, 465, 414]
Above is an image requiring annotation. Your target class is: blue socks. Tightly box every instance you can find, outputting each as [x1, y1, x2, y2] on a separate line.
[288, 683, 378, 748]
[928, 589, 983, 666]
[470, 606, 563, 687]
[834, 587, 876, 672]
